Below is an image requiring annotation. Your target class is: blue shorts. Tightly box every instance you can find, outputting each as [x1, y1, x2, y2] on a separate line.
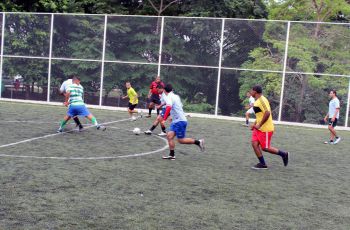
[67, 105, 90, 117]
[169, 121, 187, 139]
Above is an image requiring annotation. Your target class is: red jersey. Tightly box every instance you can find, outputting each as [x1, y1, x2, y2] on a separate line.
[150, 81, 165, 95]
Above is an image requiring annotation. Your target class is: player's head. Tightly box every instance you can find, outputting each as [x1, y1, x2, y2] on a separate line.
[251, 85, 262, 97]
[164, 84, 173, 94]
[155, 76, 161, 82]
[329, 89, 337, 98]
[246, 91, 252, 97]
[157, 84, 164, 94]
[125, 81, 131, 89]
[72, 76, 81, 84]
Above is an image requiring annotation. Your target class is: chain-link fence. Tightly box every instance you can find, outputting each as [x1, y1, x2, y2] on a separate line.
[0, 13, 349, 126]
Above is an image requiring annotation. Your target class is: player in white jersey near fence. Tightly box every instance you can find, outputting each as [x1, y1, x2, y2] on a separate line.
[144, 84, 168, 136]
[57, 76, 106, 132]
[59, 78, 84, 131]
[323, 89, 341, 144]
[161, 84, 205, 160]
[243, 91, 255, 126]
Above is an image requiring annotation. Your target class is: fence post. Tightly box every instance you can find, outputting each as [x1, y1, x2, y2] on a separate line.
[214, 18, 225, 116]
[157, 16, 165, 77]
[345, 78, 350, 127]
[99, 15, 108, 107]
[278, 21, 291, 122]
[0, 13, 5, 98]
[47, 13, 54, 102]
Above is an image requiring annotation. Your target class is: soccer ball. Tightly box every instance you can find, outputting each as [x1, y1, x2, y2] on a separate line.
[133, 127, 141, 135]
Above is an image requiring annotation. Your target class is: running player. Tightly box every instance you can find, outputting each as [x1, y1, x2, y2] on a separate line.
[146, 76, 165, 118]
[323, 90, 341, 144]
[59, 77, 83, 131]
[122, 81, 140, 121]
[250, 85, 289, 169]
[144, 84, 167, 136]
[243, 91, 255, 126]
[161, 84, 204, 160]
[57, 76, 106, 132]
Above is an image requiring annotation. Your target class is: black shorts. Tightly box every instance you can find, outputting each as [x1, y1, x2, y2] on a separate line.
[128, 102, 138, 110]
[328, 118, 338, 127]
[150, 94, 161, 105]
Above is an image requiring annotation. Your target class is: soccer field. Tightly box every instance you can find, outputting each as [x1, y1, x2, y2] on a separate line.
[0, 101, 349, 229]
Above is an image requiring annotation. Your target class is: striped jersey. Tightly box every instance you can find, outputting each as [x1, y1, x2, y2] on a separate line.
[66, 83, 84, 106]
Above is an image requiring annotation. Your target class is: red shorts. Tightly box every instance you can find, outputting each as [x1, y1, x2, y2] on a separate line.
[252, 129, 273, 149]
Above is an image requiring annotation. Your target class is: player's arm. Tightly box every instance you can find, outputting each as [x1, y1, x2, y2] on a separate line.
[254, 111, 270, 129]
[163, 105, 172, 121]
[132, 90, 138, 104]
[324, 112, 329, 122]
[64, 91, 70, 107]
[332, 108, 340, 122]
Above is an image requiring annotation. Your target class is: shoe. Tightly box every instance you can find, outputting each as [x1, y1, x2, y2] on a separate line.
[282, 152, 289, 166]
[198, 139, 205, 152]
[251, 163, 268, 170]
[162, 155, 176, 160]
[57, 128, 63, 133]
[324, 140, 334, 144]
[138, 111, 143, 118]
[158, 131, 167, 136]
[145, 115, 151, 118]
[144, 130, 152, 135]
[131, 116, 137, 121]
[97, 125, 106, 131]
[334, 137, 341, 144]
[242, 123, 249, 127]
[79, 125, 84, 132]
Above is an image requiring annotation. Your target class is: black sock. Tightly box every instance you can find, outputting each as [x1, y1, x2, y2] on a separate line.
[246, 119, 249, 125]
[161, 125, 166, 132]
[335, 136, 339, 139]
[258, 156, 266, 165]
[170, 150, 175, 157]
[150, 125, 156, 131]
[157, 109, 160, 115]
[277, 150, 286, 157]
[148, 108, 152, 115]
[73, 117, 83, 128]
[194, 140, 200, 146]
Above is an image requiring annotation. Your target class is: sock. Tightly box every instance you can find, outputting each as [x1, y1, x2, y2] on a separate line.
[194, 140, 200, 146]
[73, 117, 83, 128]
[91, 117, 98, 126]
[246, 119, 249, 125]
[330, 140, 334, 142]
[59, 120, 68, 129]
[277, 150, 286, 158]
[148, 108, 152, 115]
[258, 156, 266, 165]
[161, 125, 166, 132]
[335, 136, 339, 139]
[170, 150, 175, 157]
[157, 109, 160, 115]
[150, 125, 156, 131]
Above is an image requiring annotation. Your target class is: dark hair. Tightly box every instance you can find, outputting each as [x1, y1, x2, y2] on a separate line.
[156, 84, 164, 89]
[72, 76, 80, 81]
[252, 85, 262, 94]
[330, 89, 337, 95]
[164, 84, 173, 93]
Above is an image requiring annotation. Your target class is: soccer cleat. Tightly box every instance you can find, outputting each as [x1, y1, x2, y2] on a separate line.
[282, 152, 289, 166]
[144, 130, 152, 135]
[334, 137, 341, 144]
[162, 155, 176, 160]
[145, 115, 151, 118]
[324, 140, 334, 144]
[158, 131, 167, 136]
[57, 128, 63, 133]
[198, 139, 205, 152]
[79, 126, 84, 132]
[138, 111, 143, 118]
[242, 123, 249, 127]
[131, 116, 137, 121]
[97, 125, 106, 131]
[251, 163, 268, 170]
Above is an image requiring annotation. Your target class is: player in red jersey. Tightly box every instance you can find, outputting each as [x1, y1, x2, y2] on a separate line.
[146, 76, 165, 118]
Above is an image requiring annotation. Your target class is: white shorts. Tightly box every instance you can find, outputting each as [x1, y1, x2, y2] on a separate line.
[246, 107, 254, 114]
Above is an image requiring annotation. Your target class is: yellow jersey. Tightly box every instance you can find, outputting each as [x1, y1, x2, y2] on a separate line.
[127, 87, 138, 105]
[253, 95, 274, 132]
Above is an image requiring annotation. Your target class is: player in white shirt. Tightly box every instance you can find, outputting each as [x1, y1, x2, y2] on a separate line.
[161, 84, 205, 160]
[244, 91, 255, 126]
[59, 78, 83, 131]
[323, 90, 341, 144]
[144, 85, 168, 136]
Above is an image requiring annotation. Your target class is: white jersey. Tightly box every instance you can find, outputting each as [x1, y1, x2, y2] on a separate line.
[329, 97, 340, 119]
[165, 92, 187, 123]
[59, 79, 73, 93]
[160, 92, 167, 108]
[249, 96, 255, 106]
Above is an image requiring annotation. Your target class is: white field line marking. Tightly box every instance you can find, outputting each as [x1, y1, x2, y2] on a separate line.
[0, 118, 168, 160]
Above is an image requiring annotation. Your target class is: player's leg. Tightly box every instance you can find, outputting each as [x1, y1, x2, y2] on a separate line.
[73, 116, 83, 130]
[245, 111, 250, 126]
[328, 119, 341, 144]
[162, 130, 176, 160]
[173, 121, 204, 151]
[144, 115, 161, 134]
[147, 101, 154, 117]
[251, 129, 267, 169]
[57, 115, 72, 132]
[80, 106, 105, 131]
[259, 131, 289, 166]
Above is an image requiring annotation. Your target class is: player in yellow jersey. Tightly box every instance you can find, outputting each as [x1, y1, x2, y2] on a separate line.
[250, 85, 289, 170]
[122, 81, 141, 121]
